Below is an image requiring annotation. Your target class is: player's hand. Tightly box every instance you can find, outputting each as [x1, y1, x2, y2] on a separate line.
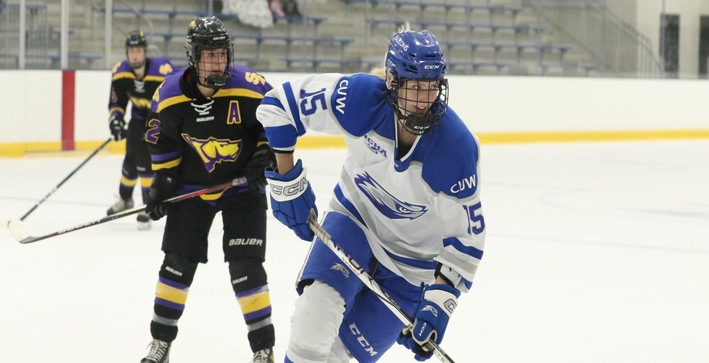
[265, 159, 317, 241]
[245, 144, 276, 192]
[397, 283, 461, 361]
[109, 114, 127, 141]
[145, 172, 179, 221]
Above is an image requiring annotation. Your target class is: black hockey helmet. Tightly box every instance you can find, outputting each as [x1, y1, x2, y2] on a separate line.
[185, 16, 233, 89]
[125, 30, 148, 69]
[125, 30, 148, 48]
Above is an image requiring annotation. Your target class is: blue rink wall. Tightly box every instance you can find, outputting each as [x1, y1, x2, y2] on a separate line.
[1, 70, 708, 157]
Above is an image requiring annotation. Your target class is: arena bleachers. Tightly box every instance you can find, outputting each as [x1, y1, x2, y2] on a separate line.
[1, 0, 597, 75]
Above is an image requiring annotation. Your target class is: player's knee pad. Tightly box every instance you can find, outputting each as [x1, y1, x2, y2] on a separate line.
[287, 280, 346, 363]
[159, 252, 198, 286]
[228, 257, 267, 293]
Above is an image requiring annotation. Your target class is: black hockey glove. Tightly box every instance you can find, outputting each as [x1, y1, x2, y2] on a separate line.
[109, 114, 127, 141]
[145, 172, 179, 221]
[245, 144, 276, 193]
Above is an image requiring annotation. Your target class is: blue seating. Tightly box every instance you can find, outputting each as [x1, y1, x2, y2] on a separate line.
[369, 18, 544, 35]
[283, 57, 361, 71]
[383, 0, 522, 16]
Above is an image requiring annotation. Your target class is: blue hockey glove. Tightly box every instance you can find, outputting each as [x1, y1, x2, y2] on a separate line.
[145, 172, 179, 221]
[397, 283, 461, 361]
[265, 159, 317, 241]
[108, 114, 127, 141]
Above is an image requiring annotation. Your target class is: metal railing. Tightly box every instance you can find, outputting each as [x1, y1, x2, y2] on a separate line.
[522, 0, 663, 77]
[0, 1, 50, 69]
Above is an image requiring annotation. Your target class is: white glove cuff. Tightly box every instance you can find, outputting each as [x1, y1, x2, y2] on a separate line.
[268, 167, 309, 202]
[424, 289, 458, 318]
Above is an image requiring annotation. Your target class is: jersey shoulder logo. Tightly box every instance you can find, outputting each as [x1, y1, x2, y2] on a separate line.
[159, 63, 173, 75]
[354, 171, 427, 220]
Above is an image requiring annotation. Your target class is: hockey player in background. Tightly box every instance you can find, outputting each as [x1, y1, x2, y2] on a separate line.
[139, 16, 277, 363]
[257, 25, 486, 362]
[106, 30, 175, 230]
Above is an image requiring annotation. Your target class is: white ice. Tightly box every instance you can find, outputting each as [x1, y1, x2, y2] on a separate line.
[1, 141, 708, 363]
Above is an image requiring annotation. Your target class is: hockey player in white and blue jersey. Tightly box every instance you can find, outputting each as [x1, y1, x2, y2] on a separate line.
[257, 26, 486, 363]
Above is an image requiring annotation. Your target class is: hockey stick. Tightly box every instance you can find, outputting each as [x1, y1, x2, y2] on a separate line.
[13, 137, 113, 224]
[9, 176, 247, 244]
[307, 212, 456, 363]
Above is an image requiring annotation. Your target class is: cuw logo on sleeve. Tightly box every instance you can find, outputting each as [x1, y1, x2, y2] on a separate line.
[354, 172, 427, 220]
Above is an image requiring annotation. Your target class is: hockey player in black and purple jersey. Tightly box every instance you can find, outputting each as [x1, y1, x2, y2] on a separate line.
[138, 16, 277, 363]
[106, 30, 175, 230]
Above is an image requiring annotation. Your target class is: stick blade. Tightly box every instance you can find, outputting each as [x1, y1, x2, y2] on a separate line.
[8, 219, 32, 243]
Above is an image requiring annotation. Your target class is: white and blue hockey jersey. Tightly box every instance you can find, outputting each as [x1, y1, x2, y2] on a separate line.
[257, 73, 485, 292]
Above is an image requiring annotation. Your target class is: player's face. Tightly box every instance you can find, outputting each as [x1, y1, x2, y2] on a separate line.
[397, 80, 440, 116]
[126, 47, 146, 67]
[198, 48, 228, 78]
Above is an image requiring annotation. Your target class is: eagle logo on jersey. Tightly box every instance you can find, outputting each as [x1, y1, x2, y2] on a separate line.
[354, 172, 427, 220]
[181, 134, 242, 172]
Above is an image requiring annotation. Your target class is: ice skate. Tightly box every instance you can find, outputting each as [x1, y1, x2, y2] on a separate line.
[251, 348, 274, 363]
[107, 197, 134, 215]
[137, 212, 152, 231]
[140, 339, 170, 363]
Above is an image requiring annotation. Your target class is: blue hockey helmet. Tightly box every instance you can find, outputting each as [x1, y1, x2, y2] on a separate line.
[185, 16, 233, 89]
[385, 30, 449, 135]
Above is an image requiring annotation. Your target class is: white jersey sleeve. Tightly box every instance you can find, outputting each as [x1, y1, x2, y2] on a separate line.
[256, 73, 391, 151]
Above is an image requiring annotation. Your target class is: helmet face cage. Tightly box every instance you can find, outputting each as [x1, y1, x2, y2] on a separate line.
[385, 30, 449, 135]
[186, 16, 233, 89]
[125, 30, 147, 69]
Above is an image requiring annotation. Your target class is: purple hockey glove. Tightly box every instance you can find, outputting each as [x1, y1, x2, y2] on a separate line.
[265, 159, 317, 241]
[397, 283, 461, 361]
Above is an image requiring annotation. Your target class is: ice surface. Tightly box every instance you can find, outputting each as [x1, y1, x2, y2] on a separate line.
[1, 141, 708, 362]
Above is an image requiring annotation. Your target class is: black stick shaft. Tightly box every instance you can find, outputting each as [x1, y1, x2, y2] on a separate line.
[19, 177, 246, 244]
[20, 137, 113, 221]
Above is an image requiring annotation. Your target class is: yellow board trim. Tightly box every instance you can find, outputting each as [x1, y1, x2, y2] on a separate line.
[3, 129, 709, 157]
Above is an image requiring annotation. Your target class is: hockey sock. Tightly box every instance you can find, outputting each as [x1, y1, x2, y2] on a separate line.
[150, 253, 198, 342]
[118, 175, 137, 200]
[229, 258, 275, 351]
[139, 173, 153, 203]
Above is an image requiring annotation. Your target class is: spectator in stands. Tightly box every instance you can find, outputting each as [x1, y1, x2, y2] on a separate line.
[105, 30, 175, 231]
[223, 0, 277, 28]
[280, 0, 301, 17]
[269, 0, 285, 17]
